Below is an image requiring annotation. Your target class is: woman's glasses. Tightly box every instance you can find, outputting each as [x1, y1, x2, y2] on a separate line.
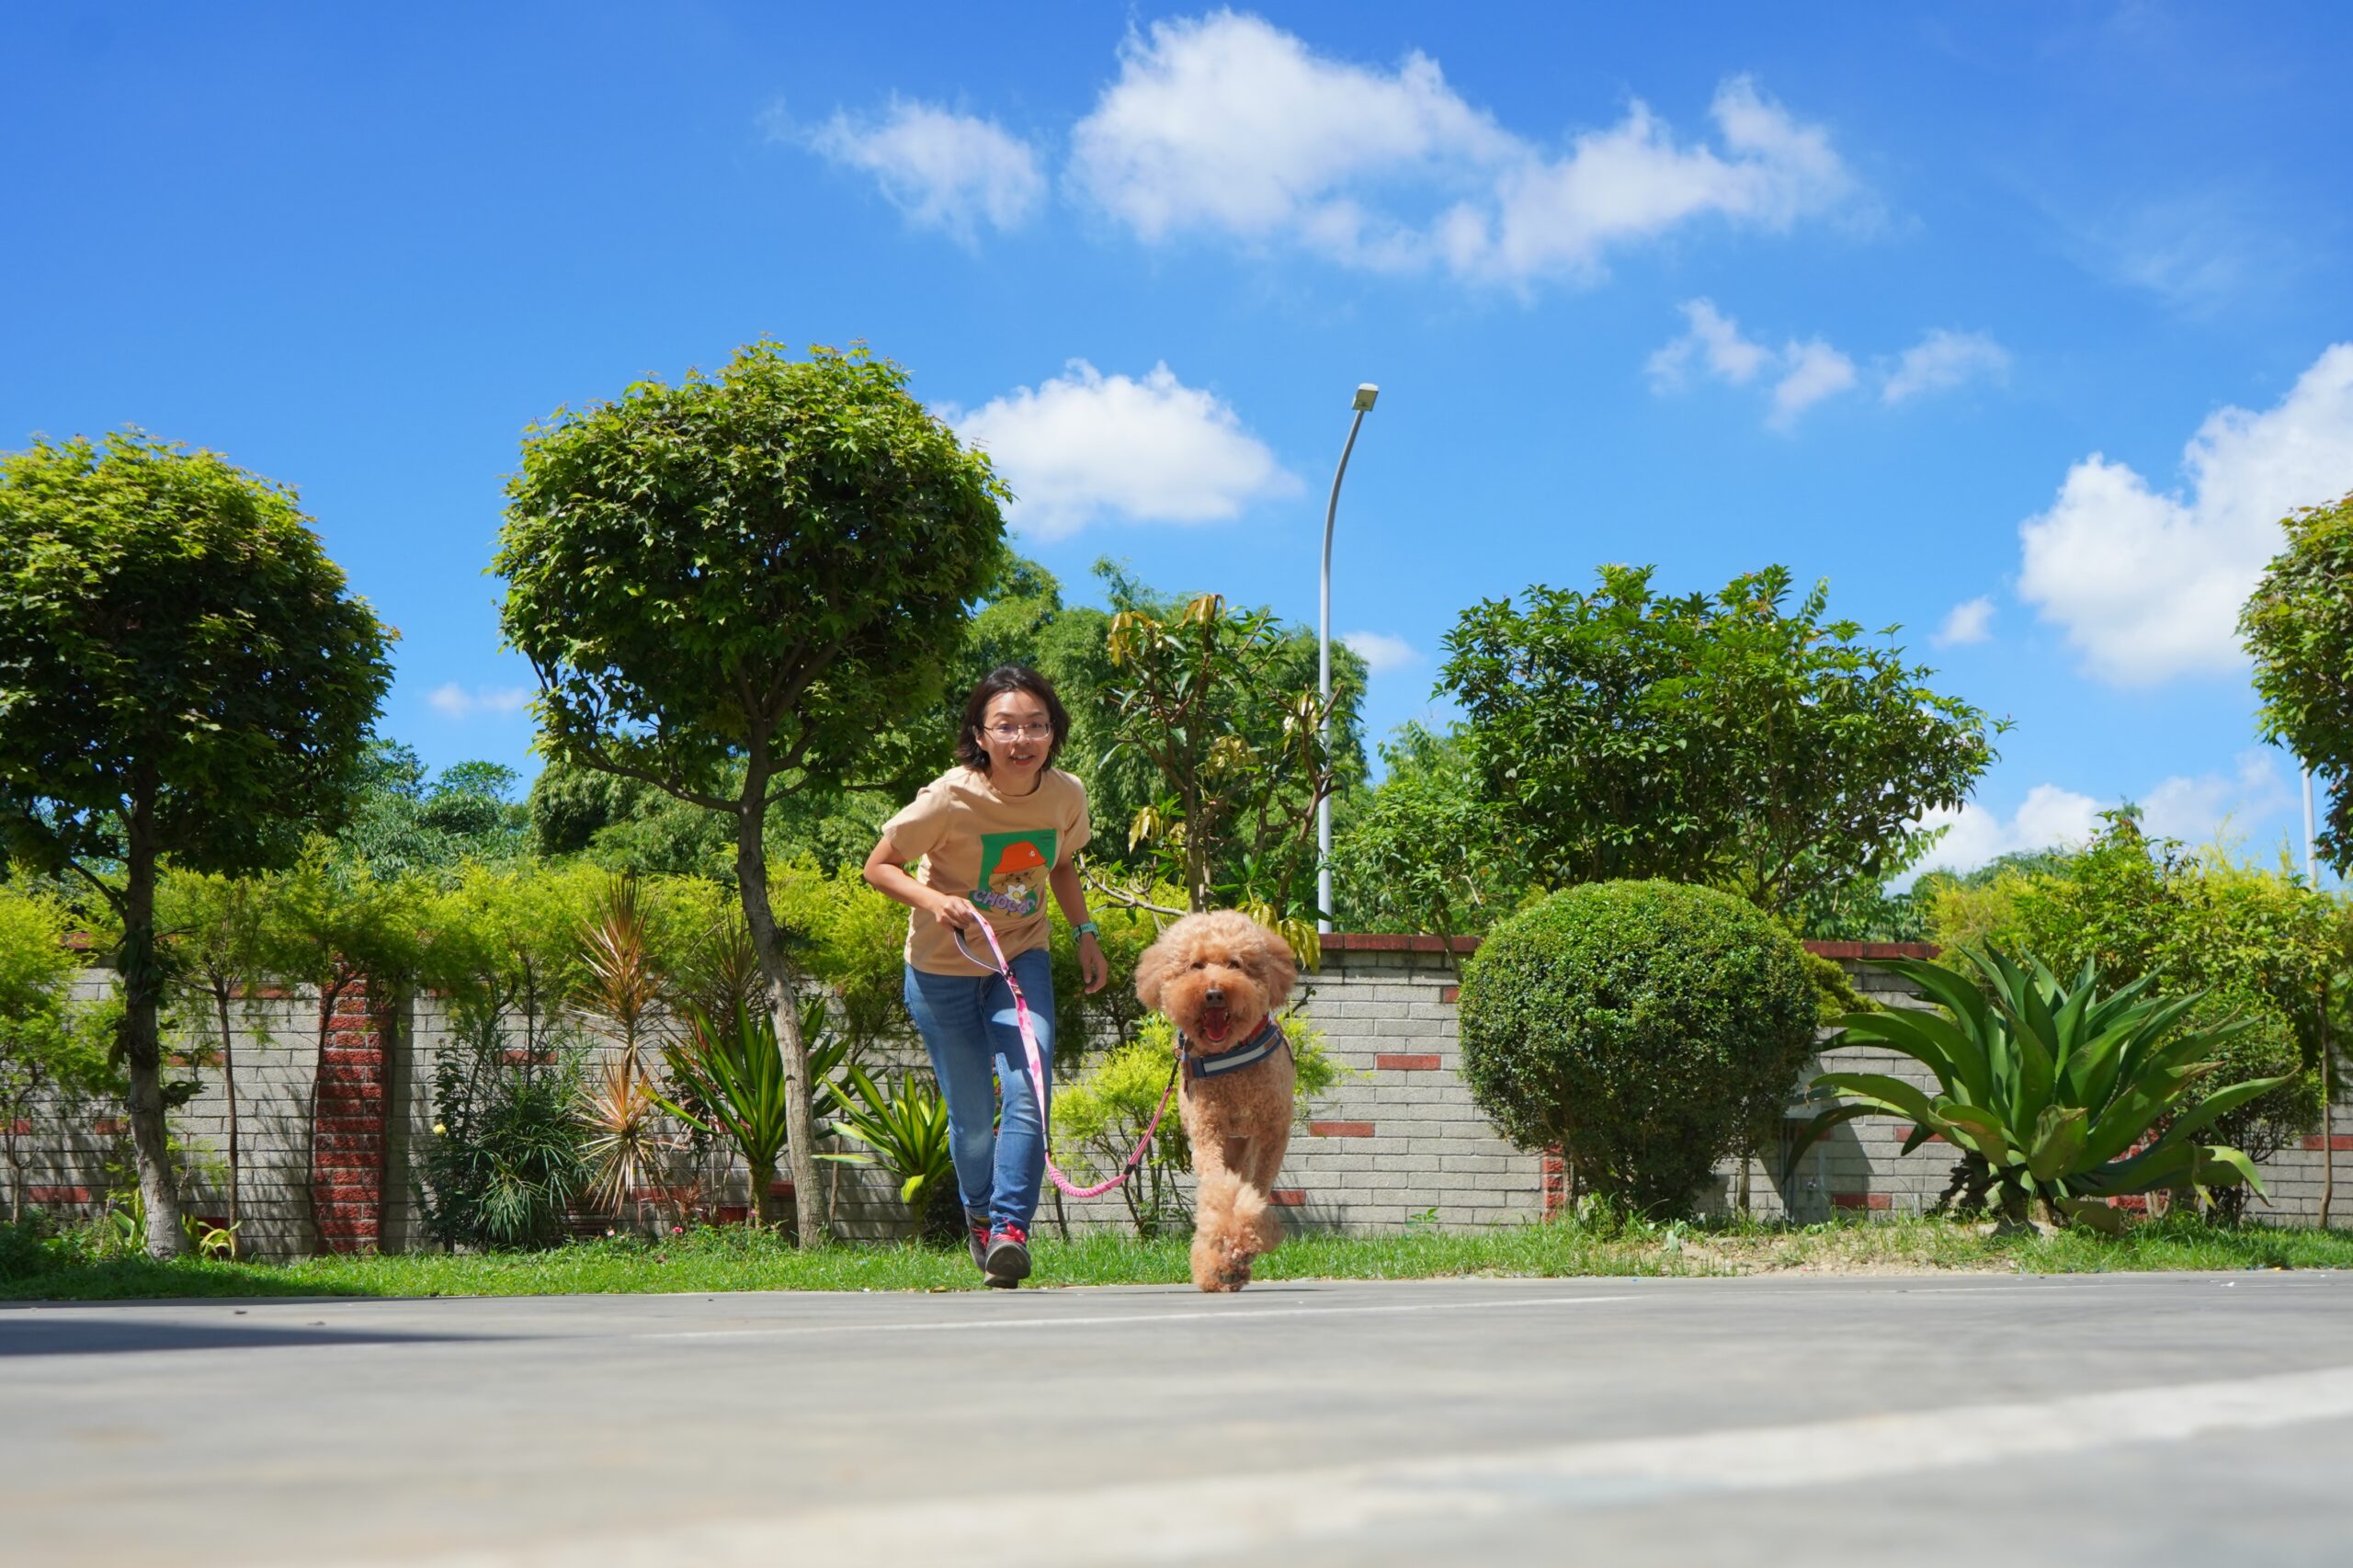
[983, 722, 1052, 742]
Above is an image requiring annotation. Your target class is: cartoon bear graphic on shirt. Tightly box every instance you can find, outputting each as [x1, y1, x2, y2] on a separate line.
[973, 830, 1053, 918]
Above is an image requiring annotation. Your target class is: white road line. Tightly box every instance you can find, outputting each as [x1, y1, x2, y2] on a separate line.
[376, 1364, 2353, 1568]
[639, 1291, 1634, 1340]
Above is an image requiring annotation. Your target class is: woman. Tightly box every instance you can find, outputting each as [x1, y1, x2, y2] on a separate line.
[862, 665, 1108, 1286]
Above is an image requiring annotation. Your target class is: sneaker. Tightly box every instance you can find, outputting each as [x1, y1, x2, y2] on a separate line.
[965, 1210, 991, 1272]
[983, 1222, 1031, 1289]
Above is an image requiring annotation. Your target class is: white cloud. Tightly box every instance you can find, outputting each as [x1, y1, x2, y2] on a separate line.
[2138, 751, 2290, 845]
[1768, 339, 1858, 429]
[1934, 597, 1996, 647]
[1653, 307, 2006, 426]
[1646, 299, 1769, 391]
[806, 98, 1044, 242]
[1068, 14, 1850, 286]
[427, 685, 531, 721]
[1884, 329, 2010, 403]
[1914, 784, 2104, 875]
[1909, 753, 2290, 877]
[1648, 301, 1861, 429]
[1341, 631, 1419, 673]
[2017, 341, 2353, 686]
[949, 360, 1300, 540]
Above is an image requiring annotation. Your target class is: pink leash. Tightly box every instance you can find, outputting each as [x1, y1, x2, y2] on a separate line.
[956, 913, 1178, 1200]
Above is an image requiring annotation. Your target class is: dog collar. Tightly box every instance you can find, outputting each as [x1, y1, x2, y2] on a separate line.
[1179, 1017, 1290, 1084]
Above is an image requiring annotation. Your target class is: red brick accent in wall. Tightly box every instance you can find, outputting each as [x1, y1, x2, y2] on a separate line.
[1831, 1192, 1893, 1210]
[1540, 1146, 1568, 1218]
[1904, 1127, 1949, 1145]
[1308, 1120, 1375, 1138]
[27, 1186, 93, 1205]
[1375, 1053, 1443, 1071]
[1438, 986, 1460, 1004]
[1268, 1189, 1307, 1207]
[91, 1118, 125, 1136]
[6, 1119, 28, 1137]
[310, 983, 388, 1255]
[2302, 1134, 2353, 1151]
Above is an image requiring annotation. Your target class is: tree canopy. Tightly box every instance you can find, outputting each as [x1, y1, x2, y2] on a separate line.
[2241, 491, 2353, 875]
[0, 430, 392, 1255]
[494, 340, 1008, 1242]
[1438, 562, 2000, 918]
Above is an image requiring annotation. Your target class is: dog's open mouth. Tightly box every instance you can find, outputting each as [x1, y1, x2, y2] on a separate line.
[1197, 1001, 1233, 1045]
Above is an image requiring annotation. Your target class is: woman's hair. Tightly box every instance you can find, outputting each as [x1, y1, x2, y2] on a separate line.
[954, 665, 1071, 774]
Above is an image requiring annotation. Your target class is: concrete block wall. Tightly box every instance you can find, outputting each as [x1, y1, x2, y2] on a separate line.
[12, 941, 2352, 1254]
[1267, 936, 1542, 1231]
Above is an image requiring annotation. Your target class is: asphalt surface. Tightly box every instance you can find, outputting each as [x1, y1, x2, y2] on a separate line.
[5, 1270, 2351, 1566]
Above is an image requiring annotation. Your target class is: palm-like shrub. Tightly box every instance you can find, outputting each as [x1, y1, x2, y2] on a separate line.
[1788, 949, 2294, 1229]
[818, 1066, 958, 1243]
[657, 996, 846, 1231]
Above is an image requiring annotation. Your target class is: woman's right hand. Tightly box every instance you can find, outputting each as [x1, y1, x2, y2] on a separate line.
[930, 893, 982, 931]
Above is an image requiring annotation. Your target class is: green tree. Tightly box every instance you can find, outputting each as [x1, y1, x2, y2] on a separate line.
[1329, 722, 1529, 951]
[0, 433, 392, 1256]
[1438, 563, 2000, 919]
[0, 882, 116, 1222]
[252, 849, 423, 1249]
[1101, 589, 1365, 935]
[2242, 491, 2353, 874]
[494, 341, 1007, 1244]
[154, 869, 267, 1246]
[338, 742, 529, 877]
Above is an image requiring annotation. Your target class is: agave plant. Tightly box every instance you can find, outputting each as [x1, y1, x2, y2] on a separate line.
[1786, 949, 2295, 1230]
[654, 994, 847, 1231]
[818, 1064, 958, 1238]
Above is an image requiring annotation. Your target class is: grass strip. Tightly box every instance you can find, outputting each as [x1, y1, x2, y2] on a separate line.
[6, 1213, 2351, 1303]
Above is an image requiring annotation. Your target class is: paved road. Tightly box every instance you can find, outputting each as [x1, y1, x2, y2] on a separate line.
[6, 1271, 2351, 1565]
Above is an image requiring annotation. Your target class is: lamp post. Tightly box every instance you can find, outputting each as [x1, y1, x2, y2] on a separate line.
[1318, 382, 1379, 936]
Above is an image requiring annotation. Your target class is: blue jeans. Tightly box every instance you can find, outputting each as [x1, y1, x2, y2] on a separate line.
[903, 949, 1054, 1230]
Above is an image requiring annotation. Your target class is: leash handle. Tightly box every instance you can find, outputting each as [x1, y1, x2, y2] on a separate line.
[955, 913, 1175, 1201]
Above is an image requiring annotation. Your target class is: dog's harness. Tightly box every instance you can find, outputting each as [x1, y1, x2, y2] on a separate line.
[1178, 1016, 1291, 1084]
[955, 914, 1178, 1200]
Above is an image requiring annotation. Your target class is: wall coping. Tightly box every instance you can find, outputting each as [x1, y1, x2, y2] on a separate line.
[1323, 933, 1938, 960]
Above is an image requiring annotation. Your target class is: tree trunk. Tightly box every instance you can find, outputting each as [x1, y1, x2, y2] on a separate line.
[213, 984, 242, 1255]
[2323, 975, 2336, 1231]
[735, 790, 819, 1245]
[120, 796, 188, 1259]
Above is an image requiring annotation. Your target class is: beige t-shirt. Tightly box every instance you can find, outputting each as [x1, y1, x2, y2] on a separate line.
[881, 766, 1092, 976]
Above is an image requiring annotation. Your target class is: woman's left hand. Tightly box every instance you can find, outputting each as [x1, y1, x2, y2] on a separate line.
[1077, 930, 1108, 994]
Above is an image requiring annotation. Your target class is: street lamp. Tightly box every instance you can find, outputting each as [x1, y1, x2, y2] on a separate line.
[1318, 382, 1379, 936]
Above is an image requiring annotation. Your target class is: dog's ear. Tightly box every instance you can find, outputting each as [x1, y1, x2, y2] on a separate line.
[1246, 926, 1298, 1011]
[1133, 934, 1176, 1010]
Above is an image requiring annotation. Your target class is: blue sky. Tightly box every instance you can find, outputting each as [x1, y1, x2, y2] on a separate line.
[5, 3, 2349, 883]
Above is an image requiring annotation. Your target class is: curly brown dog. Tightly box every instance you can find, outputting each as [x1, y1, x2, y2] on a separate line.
[1133, 911, 1299, 1292]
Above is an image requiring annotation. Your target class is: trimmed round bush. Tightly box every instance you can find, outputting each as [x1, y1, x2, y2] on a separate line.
[1458, 880, 1818, 1218]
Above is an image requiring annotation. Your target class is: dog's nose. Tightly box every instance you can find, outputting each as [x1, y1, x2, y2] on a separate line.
[1205, 984, 1225, 1005]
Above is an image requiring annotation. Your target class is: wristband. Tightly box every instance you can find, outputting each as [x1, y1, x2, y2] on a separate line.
[1074, 920, 1101, 940]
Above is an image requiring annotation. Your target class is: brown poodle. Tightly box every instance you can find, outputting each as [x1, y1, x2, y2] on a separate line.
[1133, 911, 1299, 1292]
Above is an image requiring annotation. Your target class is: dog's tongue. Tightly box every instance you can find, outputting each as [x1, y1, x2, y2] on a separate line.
[1199, 1005, 1232, 1044]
